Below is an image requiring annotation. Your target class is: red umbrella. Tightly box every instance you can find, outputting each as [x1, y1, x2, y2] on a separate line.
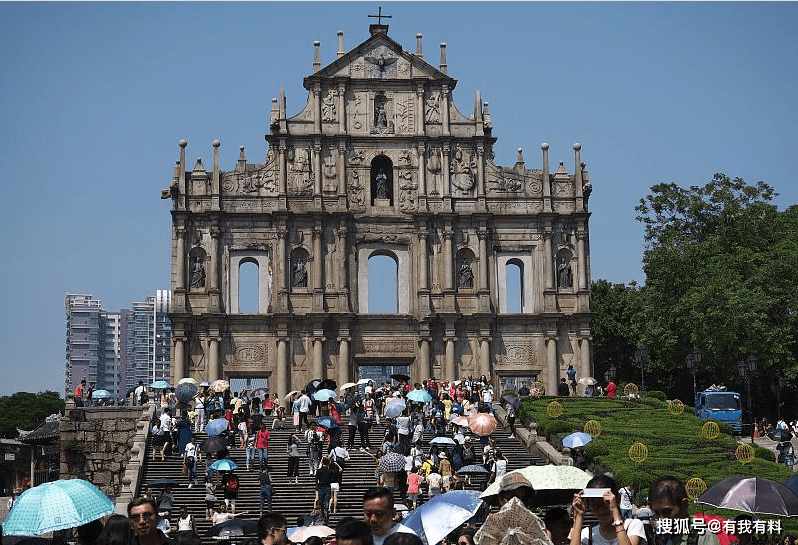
[468, 413, 497, 436]
[692, 513, 737, 545]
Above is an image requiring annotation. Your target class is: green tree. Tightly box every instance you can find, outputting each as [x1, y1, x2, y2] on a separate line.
[0, 391, 65, 438]
[634, 173, 798, 410]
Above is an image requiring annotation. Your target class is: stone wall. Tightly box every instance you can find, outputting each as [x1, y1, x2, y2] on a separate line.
[60, 400, 153, 500]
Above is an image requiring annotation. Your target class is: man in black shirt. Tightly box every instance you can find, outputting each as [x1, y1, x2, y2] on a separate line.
[557, 378, 570, 397]
[315, 457, 335, 523]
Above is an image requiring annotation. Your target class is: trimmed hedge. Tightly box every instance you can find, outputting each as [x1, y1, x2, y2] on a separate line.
[644, 390, 667, 400]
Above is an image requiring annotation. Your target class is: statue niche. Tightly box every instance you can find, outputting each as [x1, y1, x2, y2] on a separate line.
[456, 249, 476, 291]
[371, 155, 393, 206]
[291, 248, 310, 290]
[189, 247, 207, 290]
[556, 249, 574, 290]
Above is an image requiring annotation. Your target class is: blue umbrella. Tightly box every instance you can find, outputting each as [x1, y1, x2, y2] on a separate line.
[151, 380, 170, 389]
[384, 398, 406, 419]
[784, 474, 798, 499]
[3, 479, 114, 536]
[205, 418, 229, 437]
[210, 458, 239, 472]
[175, 382, 198, 403]
[562, 432, 593, 449]
[91, 390, 112, 399]
[316, 416, 340, 429]
[313, 389, 338, 402]
[430, 436, 457, 446]
[404, 490, 484, 545]
[457, 464, 490, 475]
[407, 389, 433, 403]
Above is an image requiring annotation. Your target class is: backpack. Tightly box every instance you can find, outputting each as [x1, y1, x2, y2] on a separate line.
[226, 476, 238, 490]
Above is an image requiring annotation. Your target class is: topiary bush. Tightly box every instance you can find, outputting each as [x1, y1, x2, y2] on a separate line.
[645, 390, 667, 401]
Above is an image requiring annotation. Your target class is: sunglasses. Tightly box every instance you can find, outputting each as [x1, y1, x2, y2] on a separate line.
[131, 512, 155, 521]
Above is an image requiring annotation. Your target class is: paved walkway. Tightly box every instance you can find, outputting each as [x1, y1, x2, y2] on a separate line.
[738, 434, 797, 472]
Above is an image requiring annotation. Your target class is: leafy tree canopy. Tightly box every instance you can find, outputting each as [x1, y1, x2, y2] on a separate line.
[627, 173, 798, 405]
[0, 391, 65, 438]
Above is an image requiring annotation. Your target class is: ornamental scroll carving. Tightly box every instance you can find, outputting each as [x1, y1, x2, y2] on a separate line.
[230, 343, 268, 367]
[357, 339, 415, 355]
[495, 343, 537, 367]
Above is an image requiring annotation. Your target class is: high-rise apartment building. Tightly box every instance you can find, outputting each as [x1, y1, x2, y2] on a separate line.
[65, 291, 171, 401]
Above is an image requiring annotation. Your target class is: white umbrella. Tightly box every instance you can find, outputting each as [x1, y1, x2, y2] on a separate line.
[404, 490, 484, 545]
[338, 382, 358, 392]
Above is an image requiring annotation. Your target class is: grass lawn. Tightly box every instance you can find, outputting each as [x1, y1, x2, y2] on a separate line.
[519, 395, 796, 533]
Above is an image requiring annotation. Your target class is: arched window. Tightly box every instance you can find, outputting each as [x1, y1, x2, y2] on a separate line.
[505, 260, 523, 313]
[238, 259, 259, 313]
[370, 155, 393, 206]
[368, 253, 398, 313]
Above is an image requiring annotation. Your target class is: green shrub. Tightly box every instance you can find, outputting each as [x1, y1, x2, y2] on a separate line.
[645, 390, 666, 400]
[752, 444, 776, 462]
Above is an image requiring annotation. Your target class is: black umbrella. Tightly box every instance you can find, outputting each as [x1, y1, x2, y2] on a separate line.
[696, 476, 798, 516]
[175, 382, 198, 404]
[145, 478, 179, 488]
[768, 428, 793, 442]
[317, 379, 337, 391]
[391, 373, 411, 382]
[204, 518, 259, 537]
[305, 379, 322, 395]
[200, 435, 230, 453]
[502, 395, 521, 410]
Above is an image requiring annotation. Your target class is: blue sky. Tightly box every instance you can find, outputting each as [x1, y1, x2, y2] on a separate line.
[1, 2, 796, 397]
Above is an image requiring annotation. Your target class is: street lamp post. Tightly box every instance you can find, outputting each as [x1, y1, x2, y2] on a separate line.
[737, 354, 758, 443]
[635, 343, 650, 393]
[685, 347, 703, 401]
[604, 363, 617, 384]
[772, 372, 785, 421]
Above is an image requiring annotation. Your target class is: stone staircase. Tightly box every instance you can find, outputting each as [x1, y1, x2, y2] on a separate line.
[138, 415, 545, 542]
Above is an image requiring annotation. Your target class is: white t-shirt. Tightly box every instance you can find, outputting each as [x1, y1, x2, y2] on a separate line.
[492, 459, 507, 480]
[580, 519, 647, 545]
[427, 472, 442, 491]
[619, 487, 635, 510]
[160, 413, 172, 431]
[373, 523, 417, 545]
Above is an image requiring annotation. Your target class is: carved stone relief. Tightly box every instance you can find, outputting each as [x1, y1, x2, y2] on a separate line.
[372, 93, 394, 134]
[287, 146, 313, 195]
[427, 147, 442, 195]
[394, 95, 414, 134]
[425, 93, 440, 123]
[451, 145, 476, 194]
[230, 343, 269, 368]
[347, 169, 366, 212]
[321, 90, 337, 122]
[495, 342, 538, 367]
[356, 338, 415, 355]
[364, 46, 398, 78]
[323, 151, 337, 192]
[347, 91, 365, 131]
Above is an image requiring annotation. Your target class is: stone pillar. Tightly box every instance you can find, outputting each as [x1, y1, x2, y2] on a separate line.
[579, 335, 591, 384]
[441, 85, 450, 136]
[416, 85, 425, 136]
[313, 331, 325, 380]
[175, 228, 186, 291]
[313, 83, 321, 134]
[313, 142, 322, 196]
[417, 144, 427, 197]
[443, 227, 453, 291]
[337, 143, 347, 195]
[546, 334, 558, 395]
[337, 334, 350, 388]
[338, 83, 346, 133]
[445, 333, 457, 382]
[278, 141, 287, 195]
[477, 229, 488, 292]
[418, 336, 432, 380]
[577, 231, 587, 290]
[208, 333, 220, 382]
[476, 145, 485, 197]
[277, 334, 289, 400]
[479, 332, 491, 381]
[276, 228, 288, 311]
[442, 144, 451, 197]
[418, 229, 429, 290]
[542, 143, 551, 213]
[173, 332, 185, 382]
[208, 227, 220, 311]
[312, 226, 323, 291]
[337, 225, 350, 311]
[544, 228, 554, 290]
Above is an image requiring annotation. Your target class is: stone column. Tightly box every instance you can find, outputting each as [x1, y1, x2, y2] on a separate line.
[442, 144, 451, 197]
[543, 228, 554, 290]
[476, 145, 485, 197]
[477, 229, 488, 292]
[312, 226, 323, 291]
[337, 143, 347, 195]
[441, 85, 450, 136]
[175, 229, 186, 291]
[418, 336, 432, 380]
[277, 334, 289, 400]
[208, 227, 220, 311]
[313, 142, 322, 196]
[442, 227, 453, 291]
[278, 141, 287, 195]
[579, 335, 592, 384]
[276, 228, 287, 311]
[338, 83, 346, 133]
[416, 85, 425, 136]
[313, 331, 325, 380]
[208, 333, 220, 382]
[417, 144, 427, 196]
[577, 231, 587, 290]
[546, 334, 558, 395]
[173, 332, 185, 382]
[445, 333, 457, 382]
[313, 84, 321, 134]
[479, 332, 491, 382]
[418, 229, 429, 290]
[337, 334, 350, 388]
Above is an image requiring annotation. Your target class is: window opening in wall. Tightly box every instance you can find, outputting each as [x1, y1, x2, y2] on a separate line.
[505, 261, 523, 313]
[238, 260, 259, 313]
[368, 253, 398, 313]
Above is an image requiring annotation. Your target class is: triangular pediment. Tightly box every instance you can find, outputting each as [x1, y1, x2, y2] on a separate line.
[304, 30, 456, 88]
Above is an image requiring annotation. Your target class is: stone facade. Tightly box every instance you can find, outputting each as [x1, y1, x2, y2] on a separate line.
[163, 24, 593, 396]
[59, 402, 151, 501]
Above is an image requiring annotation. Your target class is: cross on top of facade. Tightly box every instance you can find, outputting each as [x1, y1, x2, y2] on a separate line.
[368, 6, 392, 25]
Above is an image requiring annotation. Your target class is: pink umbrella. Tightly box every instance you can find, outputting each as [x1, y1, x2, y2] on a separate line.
[469, 413, 498, 436]
[288, 525, 335, 542]
[692, 513, 736, 545]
